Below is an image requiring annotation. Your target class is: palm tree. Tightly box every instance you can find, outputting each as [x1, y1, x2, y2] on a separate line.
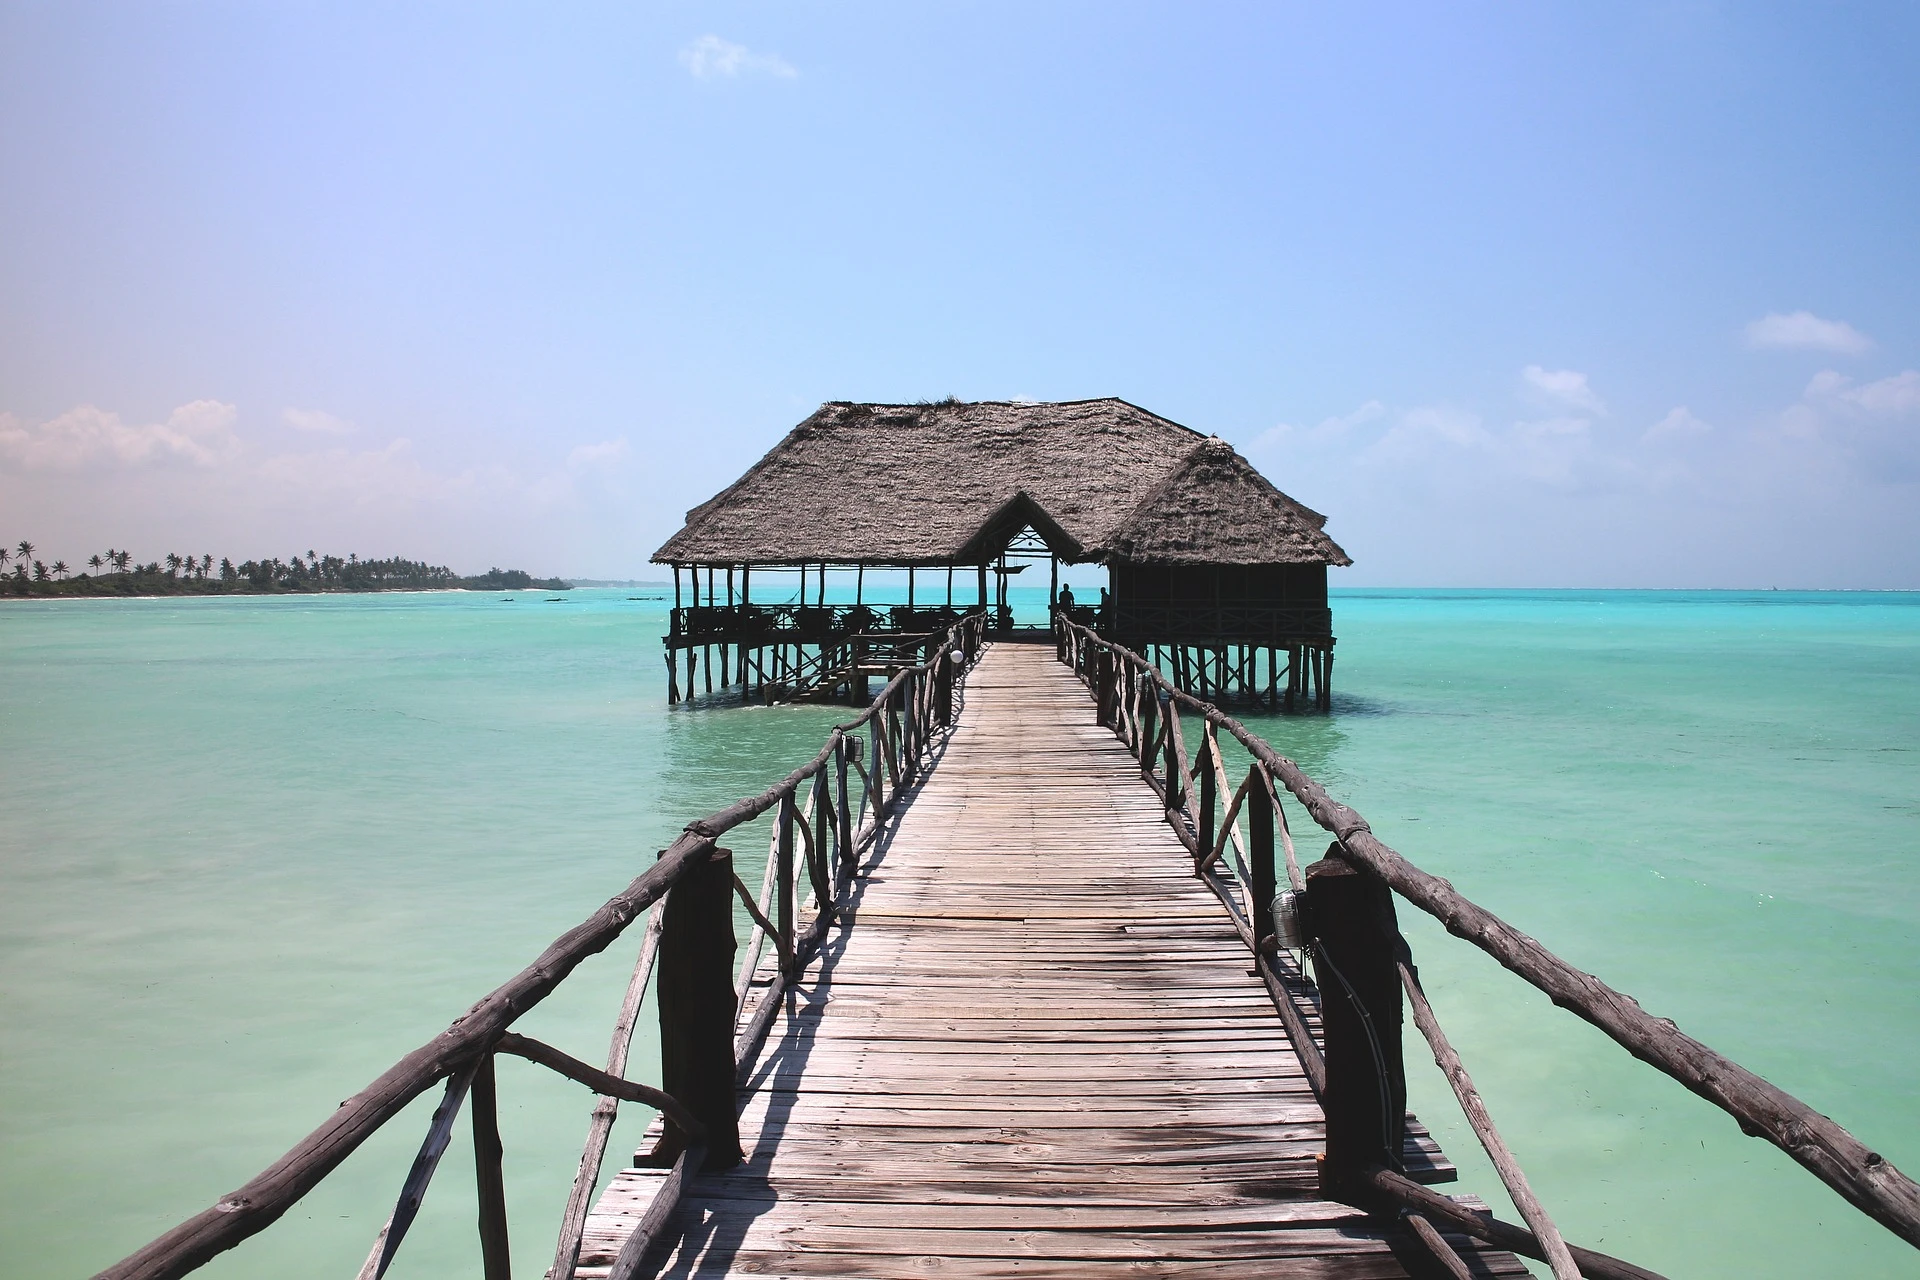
[113, 550, 131, 573]
[165, 552, 182, 578]
[0, 548, 10, 573]
[52, 560, 69, 580]
[201, 554, 213, 578]
[32, 560, 49, 582]
[17, 540, 34, 564]
[89, 554, 103, 575]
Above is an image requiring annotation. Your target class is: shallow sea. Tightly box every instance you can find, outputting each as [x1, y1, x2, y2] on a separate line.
[1, 587, 1915, 1278]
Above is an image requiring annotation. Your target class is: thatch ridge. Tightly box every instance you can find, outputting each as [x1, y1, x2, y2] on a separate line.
[1095, 438, 1352, 567]
[652, 399, 1346, 568]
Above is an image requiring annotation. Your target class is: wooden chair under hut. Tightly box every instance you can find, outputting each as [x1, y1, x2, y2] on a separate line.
[652, 398, 1351, 710]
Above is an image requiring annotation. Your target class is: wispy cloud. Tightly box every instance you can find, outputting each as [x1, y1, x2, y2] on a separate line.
[283, 407, 356, 435]
[1521, 365, 1606, 416]
[1647, 406, 1711, 439]
[1253, 401, 1385, 452]
[567, 437, 629, 469]
[0, 400, 238, 469]
[679, 35, 797, 80]
[1745, 310, 1874, 355]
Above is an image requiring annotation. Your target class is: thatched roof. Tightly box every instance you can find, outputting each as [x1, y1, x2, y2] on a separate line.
[653, 398, 1349, 568]
[1096, 438, 1352, 566]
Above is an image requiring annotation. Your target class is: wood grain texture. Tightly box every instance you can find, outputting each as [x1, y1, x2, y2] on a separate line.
[581, 644, 1513, 1279]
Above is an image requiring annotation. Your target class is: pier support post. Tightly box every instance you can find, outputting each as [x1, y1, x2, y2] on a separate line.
[653, 845, 743, 1171]
[1306, 848, 1406, 1200]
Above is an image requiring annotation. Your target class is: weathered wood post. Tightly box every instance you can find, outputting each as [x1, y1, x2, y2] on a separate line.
[775, 795, 796, 977]
[471, 1053, 510, 1280]
[1162, 699, 1184, 811]
[1138, 683, 1157, 776]
[1305, 846, 1406, 1200]
[937, 647, 954, 727]
[1096, 647, 1116, 729]
[654, 845, 744, 1171]
[1196, 734, 1216, 861]
[1249, 774, 1277, 950]
[811, 769, 833, 918]
[835, 736, 855, 881]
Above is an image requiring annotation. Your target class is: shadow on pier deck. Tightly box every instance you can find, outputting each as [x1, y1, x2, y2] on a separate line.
[578, 646, 1522, 1279]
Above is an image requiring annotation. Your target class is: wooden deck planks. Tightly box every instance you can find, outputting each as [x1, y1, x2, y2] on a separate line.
[578, 644, 1522, 1280]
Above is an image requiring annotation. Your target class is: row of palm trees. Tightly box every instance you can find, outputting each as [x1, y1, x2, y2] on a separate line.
[4, 539, 485, 593]
[1, 540, 201, 583]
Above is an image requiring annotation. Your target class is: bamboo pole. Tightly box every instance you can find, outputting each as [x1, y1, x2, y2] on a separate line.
[1399, 956, 1581, 1280]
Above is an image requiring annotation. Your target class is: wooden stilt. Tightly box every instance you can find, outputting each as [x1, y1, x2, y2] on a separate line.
[666, 649, 679, 704]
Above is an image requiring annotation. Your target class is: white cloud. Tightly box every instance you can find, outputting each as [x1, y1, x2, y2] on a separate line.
[567, 438, 630, 469]
[1803, 368, 1920, 416]
[1521, 365, 1606, 416]
[1776, 368, 1920, 479]
[283, 407, 356, 435]
[1647, 406, 1712, 439]
[0, 400, 238, 470]
[679, 35, 797, 79]
[1367, 406, 1491, 463]
[1745, 311, 1874, 356]
[1252, 401, 1385, 453]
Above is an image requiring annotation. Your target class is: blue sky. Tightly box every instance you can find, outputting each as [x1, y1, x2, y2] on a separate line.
[2, 2, 1916, 585]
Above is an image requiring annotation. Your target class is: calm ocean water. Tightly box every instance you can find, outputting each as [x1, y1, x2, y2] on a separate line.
[2, 587, 1915, 1278]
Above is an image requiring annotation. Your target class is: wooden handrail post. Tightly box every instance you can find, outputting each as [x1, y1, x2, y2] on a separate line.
[775, 796, 796, 978]
[471, 1054, 511, 1280]
[1249, 772, 1277, 950]
[810, 769, 832, 916]
[937, 650, 954, 727]
[1162, 698, 1183, 811]
[835, 737, 854, 880]
[1096, 648, 1116, 727]
[1138, 682, 1157, 775]
[1196, 734, 1216, 862]
[653, 846, 743, 1172]
[1306, 847, 1407, 1200]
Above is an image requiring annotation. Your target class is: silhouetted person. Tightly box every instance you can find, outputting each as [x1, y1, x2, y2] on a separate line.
[1057, 584, 1075, 612]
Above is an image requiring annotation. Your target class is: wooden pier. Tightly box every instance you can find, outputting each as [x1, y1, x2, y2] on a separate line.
[575, 644, 1518, 1278]
[98, 614, 1920, 1280]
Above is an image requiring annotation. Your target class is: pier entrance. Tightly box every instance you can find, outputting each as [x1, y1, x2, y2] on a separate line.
[575, 644, 1512, 1278]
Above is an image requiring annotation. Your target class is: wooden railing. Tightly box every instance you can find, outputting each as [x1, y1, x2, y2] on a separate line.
[670, 602, 972, 641]
[96, 612, 989, 1280]
[1056, 617, 1920, 1279]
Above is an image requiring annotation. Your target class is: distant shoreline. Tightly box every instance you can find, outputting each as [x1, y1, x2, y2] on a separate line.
[3, 573, 572, 600]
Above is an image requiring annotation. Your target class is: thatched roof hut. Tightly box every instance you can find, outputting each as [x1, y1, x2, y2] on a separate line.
[652, 398, 1348, 569]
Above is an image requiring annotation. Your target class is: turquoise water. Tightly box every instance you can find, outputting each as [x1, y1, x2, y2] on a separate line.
[2, 588, 1915, 1278]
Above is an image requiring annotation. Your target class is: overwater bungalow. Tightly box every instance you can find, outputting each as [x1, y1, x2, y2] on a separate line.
[652, 398, 1351, 709]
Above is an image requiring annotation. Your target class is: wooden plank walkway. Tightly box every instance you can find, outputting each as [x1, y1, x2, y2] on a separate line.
[580, 643, 1526, 1279]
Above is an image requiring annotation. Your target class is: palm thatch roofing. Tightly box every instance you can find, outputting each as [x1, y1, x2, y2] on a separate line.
[652, 398, 1350, 568]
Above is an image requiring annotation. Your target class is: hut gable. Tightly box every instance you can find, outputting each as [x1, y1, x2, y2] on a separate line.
[653, 399, 1207, 566]
[1095, 438, 1352, 567]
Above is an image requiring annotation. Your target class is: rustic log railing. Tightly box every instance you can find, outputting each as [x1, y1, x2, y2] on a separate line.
[1056, 616, 1920, 1277]
[96, 612, 989, 1280]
